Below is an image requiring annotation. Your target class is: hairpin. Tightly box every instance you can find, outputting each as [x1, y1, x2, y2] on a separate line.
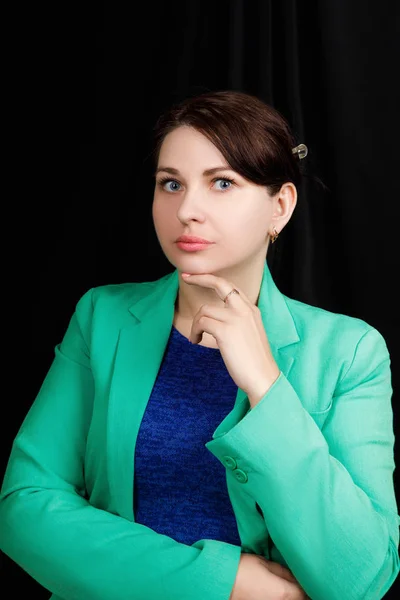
[292, 143, 308, 159]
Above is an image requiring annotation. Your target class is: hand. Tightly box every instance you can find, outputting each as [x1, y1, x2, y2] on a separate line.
[230, 554, 309, 600]
[259, 558, 310, 598]
[181, 273, 280, 401]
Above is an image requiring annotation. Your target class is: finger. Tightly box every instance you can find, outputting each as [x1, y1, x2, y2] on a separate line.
[284, 581, 308, 600]
[258, 558, 298, 583]
[190, 315, 223, 345]
[181, 273, 245, 305]
[189, 303, 235, 344]
[265, 571, 307, 600]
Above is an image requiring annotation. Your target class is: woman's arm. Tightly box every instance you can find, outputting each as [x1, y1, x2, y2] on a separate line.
[0, 289, 241, 600]
[206, 326, 400, 600]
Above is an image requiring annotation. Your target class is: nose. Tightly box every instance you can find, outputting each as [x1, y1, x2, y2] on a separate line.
[176, 187, 207, 222]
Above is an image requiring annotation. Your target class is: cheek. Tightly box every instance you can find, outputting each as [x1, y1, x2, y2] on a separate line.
[234, 208, 269, 234]
[152, 198, 164, 223]
[153, 201, 173, 232]
[152, 200, 158, 220]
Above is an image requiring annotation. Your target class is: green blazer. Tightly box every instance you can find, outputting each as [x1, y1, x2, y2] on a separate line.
[1, 262, 399, 600]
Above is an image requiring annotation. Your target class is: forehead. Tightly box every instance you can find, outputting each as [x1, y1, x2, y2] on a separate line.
[158, 126, 225, 166]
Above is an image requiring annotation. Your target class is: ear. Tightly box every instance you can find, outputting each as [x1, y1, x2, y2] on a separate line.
[271, 182, 297, 230]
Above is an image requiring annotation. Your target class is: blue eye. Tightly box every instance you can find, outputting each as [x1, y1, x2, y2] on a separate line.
[213, 178, 234, 190]
[158, 179, 181, 192]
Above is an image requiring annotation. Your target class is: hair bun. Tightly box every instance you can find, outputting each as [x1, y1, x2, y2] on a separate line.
[292, 143, 308, 160]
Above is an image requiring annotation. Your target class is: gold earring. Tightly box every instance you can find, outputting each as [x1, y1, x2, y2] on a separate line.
[270, 227, 279, 244]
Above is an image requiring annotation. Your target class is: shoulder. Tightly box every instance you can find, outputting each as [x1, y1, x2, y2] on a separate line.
[73, 278, 161, 326]
[282, 294, 390, 380]
[283, 294, 373, 339]
[92, 280, 156, 308]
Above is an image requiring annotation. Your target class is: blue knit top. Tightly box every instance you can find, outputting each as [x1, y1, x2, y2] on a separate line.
[133, 325, 242, 547]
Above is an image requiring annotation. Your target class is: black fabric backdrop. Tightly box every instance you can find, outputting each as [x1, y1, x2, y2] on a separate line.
[1, 0, 399, 596]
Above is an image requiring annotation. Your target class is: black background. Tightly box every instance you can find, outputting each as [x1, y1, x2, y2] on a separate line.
[1, 0, 399, 597]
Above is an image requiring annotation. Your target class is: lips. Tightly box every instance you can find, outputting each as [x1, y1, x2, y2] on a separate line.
[176, 235, 212, 244]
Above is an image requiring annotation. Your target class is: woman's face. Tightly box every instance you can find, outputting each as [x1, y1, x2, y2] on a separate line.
[152, 126, 276, 274]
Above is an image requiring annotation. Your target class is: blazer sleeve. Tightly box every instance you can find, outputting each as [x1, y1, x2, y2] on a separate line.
[205, 326, 400, 600]
[0, 288, 241, 600]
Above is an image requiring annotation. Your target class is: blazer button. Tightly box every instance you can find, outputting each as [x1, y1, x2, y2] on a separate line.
[233, 469, 248, 483]
[222, 456, 237, 470]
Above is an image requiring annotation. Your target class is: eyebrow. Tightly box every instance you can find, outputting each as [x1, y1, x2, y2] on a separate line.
[155, 165, 234, 177]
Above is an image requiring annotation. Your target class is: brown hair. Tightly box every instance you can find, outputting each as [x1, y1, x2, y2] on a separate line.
[152, 90, 304, 196]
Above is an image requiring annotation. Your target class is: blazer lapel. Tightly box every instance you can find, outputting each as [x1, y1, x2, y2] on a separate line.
[107, 263, 300, 520]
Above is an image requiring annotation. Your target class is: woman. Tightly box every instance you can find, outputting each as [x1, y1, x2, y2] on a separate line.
[0, 90, 399, 600]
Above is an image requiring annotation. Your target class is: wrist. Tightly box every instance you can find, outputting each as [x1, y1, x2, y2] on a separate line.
[247, 368, 281, 408]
